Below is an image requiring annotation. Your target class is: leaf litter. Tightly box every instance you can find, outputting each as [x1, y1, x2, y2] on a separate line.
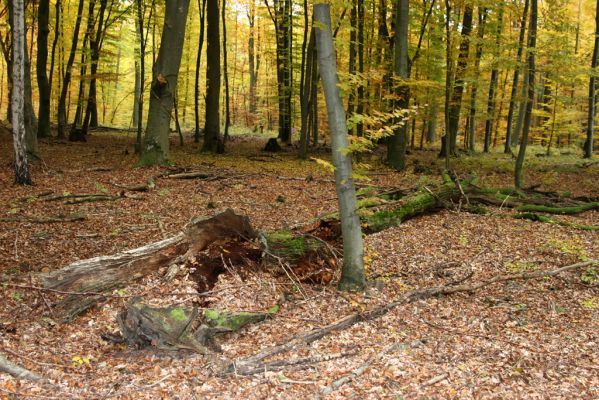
[0, 133, 597, 399]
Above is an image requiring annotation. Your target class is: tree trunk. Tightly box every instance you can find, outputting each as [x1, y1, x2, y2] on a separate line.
[467, 7, 487, 152]
[194, 0, 207, 143]
[57, 0, 85, 139]
[483, 6, 503, 153]
[203, 0, 222, 153]
[222, 0, 230, 143]
[585, 0, 599, 159]
[440, 4, 473, 157]
[36, 0, 51, 139]
[505, 0, 529, 153]
[139, 0, 191, 165]
[387, 0, 409, 171]
[515, 0, 537, 189]
[11, 0, 31, 184]
[314, 3, 365, 291]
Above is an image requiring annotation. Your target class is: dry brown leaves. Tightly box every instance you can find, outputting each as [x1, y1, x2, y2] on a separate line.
[0, 133, 597, 399]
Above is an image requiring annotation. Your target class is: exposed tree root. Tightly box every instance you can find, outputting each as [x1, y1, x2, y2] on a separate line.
[223, 260, 597, 376]
[0, 354, 43, 382]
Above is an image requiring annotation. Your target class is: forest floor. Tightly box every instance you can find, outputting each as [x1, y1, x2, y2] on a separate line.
[0, 129, 598, 399]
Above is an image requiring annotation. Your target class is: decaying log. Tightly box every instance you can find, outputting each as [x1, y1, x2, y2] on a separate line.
[40, 209, 256, 322]
[166, 171, 214, 180]
[115, 298, 277, 354]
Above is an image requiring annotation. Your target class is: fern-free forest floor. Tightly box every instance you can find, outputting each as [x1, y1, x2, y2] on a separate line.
[0, 129, 597, 399]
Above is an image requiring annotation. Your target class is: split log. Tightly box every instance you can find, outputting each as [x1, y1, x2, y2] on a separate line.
[40, 209, 256, 322]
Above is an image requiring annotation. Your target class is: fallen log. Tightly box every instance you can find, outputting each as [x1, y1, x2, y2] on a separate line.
[40, 209, 256, 322]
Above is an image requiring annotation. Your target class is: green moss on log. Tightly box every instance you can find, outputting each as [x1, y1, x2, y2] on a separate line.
[203, 308, 275, 331]
[516, 202, 599, 215]
[365, 192, 438, 232]
[515, 212, 599, 231]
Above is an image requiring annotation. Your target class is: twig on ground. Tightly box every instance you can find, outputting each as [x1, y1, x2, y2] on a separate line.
[225, 260, 597, 376]
[421, 373, 449, 387]
[0, 353, 43, 381]
[319, 342, 405, 397]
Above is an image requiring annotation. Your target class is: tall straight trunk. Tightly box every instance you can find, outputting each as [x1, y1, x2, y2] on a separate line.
[247, 0, 258, 116]
[440, 4, 473, 157]
[81, 0, 109, 138]
[48, 0, 60, 101]
[299, 25, 314, 159]
[71, 0, 95, 133]
[36, 0, 51, 138]
[57, 0, 84, 138]
[505, 0, 529, 153]
[222, 0, 230, 142]
[12, 0, 31, 184]
[194, 0, 207, 142]
[314, 2, 365, 291]
[138, 0, 191, 165]
[356, 0, 365, 136]
[134, 0, 147, 153]
[467, 7, 487, 152]
[267, 0, 293, 143]
[443, 0, 452, 169]
[202, 0, 222, 153]
[585, 0, 599, 159]
[515, 0, 537, 189]
[347, 0, 357, 120]
[387, 0, 409, 171]
[133, 59, 141, 127]
[483, 7, 503, 153]
[7, 1, 38, 158]
[513, 62, 529, 145]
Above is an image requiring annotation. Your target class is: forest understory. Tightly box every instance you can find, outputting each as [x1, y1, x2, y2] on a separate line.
[0, 130, 598, 399]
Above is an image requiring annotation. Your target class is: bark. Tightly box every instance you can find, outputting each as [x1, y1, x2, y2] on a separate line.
[515, 0, 537, 189]
[222, 0, 231, 143]
[314, 3, 365, 291]
[194, 0, 207, 143]
[57, 0, 85, 139]
[387, 0, 410, 171]
[467, 8, 487, 152]
[40, 209, 256, 322]
[440, 4, 473, 157]
[139, 0, 191, 165]
[484, 7, 503, 153]
[585, 0, 599, 159]
[81, 0, 109, 139]
[11, 0, 31, 184]
[248, 0, 258, 116]
[36, 0, 51, 138]
[505, 0, 529, 153]
[202, 0, 222, 153]
[0, 354, 42, 382]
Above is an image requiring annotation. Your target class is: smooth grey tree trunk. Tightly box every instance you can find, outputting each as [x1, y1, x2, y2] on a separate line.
[139, 0, 191, 165]
[12, 0, 31, 184]
[314, 3, 365, 291]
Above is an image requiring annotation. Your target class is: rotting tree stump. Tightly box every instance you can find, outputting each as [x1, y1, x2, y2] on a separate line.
[40, 209, 256, 322]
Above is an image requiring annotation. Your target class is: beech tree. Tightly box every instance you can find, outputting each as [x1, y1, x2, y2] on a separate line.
[586, 0, 599, 159]
[314, 2, 365, 291]
[11, 0, 31, 184]
[139, 0, 191, 165]
[202, 0, 222, 153]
